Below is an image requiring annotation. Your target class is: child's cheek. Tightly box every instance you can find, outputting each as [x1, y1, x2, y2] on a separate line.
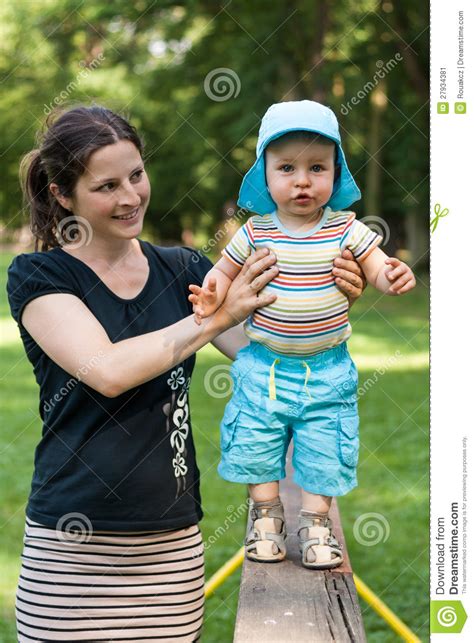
[273, 181, 289, 203]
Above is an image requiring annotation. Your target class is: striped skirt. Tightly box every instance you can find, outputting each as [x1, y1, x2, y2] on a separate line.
[16, 519, 205, 642]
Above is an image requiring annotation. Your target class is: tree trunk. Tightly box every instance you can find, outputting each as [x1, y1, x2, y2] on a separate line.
[365, 81, 387, 217]
[311, 0, 330, 102]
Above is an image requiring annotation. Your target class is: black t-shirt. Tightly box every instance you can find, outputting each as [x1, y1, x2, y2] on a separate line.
[7, 240, 214, 531]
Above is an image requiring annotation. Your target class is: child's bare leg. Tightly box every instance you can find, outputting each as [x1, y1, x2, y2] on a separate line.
[301, 489, 332, 514]
[249, 481, 279, 503]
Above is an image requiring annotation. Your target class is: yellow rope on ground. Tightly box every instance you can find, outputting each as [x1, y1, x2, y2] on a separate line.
[204, 547, 245, 598]
[204, 548, 421, 642]
[353, 573, 421, 642]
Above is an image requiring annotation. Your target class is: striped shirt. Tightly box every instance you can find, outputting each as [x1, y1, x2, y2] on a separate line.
[222, 207, 381, 356]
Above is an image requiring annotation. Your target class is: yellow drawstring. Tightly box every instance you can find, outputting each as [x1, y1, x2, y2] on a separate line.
[302, 361, 312, 400]
[268, 359, 313, 400]
[269, 358, 280, 400]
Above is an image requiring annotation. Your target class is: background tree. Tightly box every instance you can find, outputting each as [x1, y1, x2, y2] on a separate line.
[0, 0, 428, 266]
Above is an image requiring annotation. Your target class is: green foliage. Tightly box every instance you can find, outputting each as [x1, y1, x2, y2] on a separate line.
[0, 0, 428, 246]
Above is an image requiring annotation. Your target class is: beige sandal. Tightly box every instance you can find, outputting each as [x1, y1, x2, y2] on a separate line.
[245, 499, 287, 562]
[298, 511, 343, 569]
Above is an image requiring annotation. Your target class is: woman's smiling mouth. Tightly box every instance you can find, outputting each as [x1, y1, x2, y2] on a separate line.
[112, 207, 139, 221]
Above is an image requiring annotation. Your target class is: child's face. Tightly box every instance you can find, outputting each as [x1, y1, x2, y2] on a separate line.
[265, 138, 335, 217]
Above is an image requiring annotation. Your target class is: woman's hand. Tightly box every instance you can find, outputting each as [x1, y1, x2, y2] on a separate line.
[213, 248, 278, 331]
[332, 249, 366, 306]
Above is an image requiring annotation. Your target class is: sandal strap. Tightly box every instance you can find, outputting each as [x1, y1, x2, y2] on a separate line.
[298, 514, 333, 530]
[300, 537, 342, 557]
[297, 527, 340, 548]
[246, 529, 287, 546]
[245, 502, 287, 556]
[250, 504, 285, 521]
[297, 514, 343, 563]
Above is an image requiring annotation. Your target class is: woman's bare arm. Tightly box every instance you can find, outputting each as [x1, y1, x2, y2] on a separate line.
[21, 249, 278, 398]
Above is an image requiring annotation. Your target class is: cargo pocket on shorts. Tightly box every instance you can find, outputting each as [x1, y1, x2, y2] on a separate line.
[220, 403, 241, 452]
[231, 351, 256, 392]
[337, 411, 360, 467]
[337, 359, 358, 403]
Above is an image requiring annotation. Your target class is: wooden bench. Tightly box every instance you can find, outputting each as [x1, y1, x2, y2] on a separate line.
[233, 459, 366, 642]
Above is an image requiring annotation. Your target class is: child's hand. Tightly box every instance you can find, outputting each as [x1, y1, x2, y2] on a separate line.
[384, 258, 416, 294]
[188, 278, 219, 324]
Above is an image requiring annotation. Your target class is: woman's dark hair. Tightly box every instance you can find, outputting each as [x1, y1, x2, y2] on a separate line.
[20, 105, 144, 251]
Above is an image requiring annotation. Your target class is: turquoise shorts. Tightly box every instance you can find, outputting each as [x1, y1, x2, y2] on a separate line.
[217, 341, 359, 496]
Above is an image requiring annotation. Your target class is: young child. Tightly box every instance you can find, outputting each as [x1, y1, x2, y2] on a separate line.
[189, 100, 415, 569]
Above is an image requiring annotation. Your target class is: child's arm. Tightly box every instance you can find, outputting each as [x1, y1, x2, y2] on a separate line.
[188, 256, 242, 324]
[358, 247, 416, 295]
[211, 322, 249, 360]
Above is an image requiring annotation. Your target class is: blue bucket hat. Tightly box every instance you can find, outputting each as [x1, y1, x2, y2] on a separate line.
[237, 100, 361, 214]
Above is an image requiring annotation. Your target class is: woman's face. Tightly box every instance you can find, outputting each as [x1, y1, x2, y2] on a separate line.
[54, 139, 151, 242]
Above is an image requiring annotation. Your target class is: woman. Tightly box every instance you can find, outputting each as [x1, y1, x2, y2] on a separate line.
[7, 105, 365, 642]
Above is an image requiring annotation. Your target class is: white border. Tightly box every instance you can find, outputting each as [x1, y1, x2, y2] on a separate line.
[431, 0, 473, 638]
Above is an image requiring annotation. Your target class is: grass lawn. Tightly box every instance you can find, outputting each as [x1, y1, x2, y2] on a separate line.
[0, 250, 429, 642]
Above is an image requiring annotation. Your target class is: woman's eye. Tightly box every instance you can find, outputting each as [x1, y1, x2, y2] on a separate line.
[98, 182, 115, 191]
[97, 169, 143, 191]
[311, 164, 322, 172]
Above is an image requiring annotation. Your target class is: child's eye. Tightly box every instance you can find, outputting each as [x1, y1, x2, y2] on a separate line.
[131, 169, 144, 182]
[280, 164, 293, 172]
[311, 164, 322, 172]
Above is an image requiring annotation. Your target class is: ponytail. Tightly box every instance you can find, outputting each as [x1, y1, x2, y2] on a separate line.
[19, 149, 69, 251]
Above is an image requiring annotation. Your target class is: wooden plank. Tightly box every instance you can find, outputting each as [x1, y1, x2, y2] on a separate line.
[233, 453, 366, 642]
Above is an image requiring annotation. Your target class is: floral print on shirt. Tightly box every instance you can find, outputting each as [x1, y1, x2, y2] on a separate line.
[164, 366, 191, 498]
